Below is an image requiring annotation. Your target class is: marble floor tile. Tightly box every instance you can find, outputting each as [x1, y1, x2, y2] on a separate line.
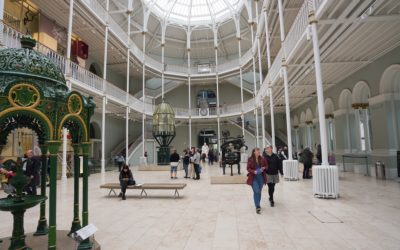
[0, 164, 400, 250]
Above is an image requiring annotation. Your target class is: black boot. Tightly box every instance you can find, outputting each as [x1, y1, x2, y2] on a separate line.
[122, 193, 126, 200]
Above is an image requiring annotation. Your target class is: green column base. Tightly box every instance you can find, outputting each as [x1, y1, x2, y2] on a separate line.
[68, 219, 81, 236]
[10, 209, 28, 250]
[78, 238, 92, 250]
[33, 217, 48, 236]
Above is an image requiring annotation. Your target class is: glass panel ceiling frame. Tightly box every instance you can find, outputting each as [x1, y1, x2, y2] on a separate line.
[144, 0, 244, 26]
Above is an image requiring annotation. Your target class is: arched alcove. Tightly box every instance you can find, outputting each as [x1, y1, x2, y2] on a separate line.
[325, 98, 335, 115]
[339, 89, 352, 110]
[293, 115, 299, 127]
[379, 64, 400, 94]
[300, 111, 306, 124]
[352, 81, 371, 104]
[90, 122, 101, 139]
[306, 108, 313, 122]
[88, 63, 103, 78]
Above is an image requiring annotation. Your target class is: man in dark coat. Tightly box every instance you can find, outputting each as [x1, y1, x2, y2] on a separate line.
[300, 148, 313, 179]
[24, 150, 40, 195]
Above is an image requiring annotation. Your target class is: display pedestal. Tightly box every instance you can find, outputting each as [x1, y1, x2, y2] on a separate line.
[283, 160, 299, 181]
[313, 165, 339, 199]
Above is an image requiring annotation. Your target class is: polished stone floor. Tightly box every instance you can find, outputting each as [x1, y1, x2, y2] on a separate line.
[0, 163, 400, 250]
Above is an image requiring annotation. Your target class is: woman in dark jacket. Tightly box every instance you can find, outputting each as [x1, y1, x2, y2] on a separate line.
[119, 164, 135, 200]
[300, 148, 313, 179]
[264, 145, 283, 207]
[246, 148, 268, 214]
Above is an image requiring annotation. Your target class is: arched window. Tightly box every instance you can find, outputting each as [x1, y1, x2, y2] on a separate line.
[352, 81, 372, 152]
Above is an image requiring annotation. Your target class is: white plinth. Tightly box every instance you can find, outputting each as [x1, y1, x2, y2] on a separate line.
[139, 156, 147, 166]
[313, 165, 339, 199]
[283, 160, 299, 181]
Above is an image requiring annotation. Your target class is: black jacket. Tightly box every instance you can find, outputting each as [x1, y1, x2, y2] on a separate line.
[170, 153, 180, 162]
[25, 157, 40, 185]
[264, 153, 283, 175]
[183, 152, 190, 164]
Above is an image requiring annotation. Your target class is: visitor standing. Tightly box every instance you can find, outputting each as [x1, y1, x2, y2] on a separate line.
[170, 149, 180, 179]
[201, 142, 209, 163]
[316, 144, 322, 165]
[300, 148, 313, 179]
[119, 164, 135, 200]
[264, 145, 283, 207]
[115, 153, 125, 172]
[208, 149, 214, 166]
[183, 149, 190, 178]
[246, 148, 267, 214]
[191, 148, 201, 180]
[24, 150, 40, 195]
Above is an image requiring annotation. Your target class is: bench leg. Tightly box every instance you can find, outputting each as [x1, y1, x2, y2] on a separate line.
[174, 189, 179, 199]
[108, 188, 117, 196]
[140, 189, 147, 198]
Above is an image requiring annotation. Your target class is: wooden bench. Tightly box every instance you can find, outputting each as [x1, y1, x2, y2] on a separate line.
[100, 183, 187, 199]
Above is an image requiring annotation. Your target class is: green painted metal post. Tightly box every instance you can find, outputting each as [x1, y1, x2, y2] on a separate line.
[34, 144, 49, 236]
[47, 141, 61, 250]
[78, 142, 92, 249]
[69, 144, 81, 235]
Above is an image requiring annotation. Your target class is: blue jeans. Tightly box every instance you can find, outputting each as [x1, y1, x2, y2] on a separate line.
[252, 174, 264, 208]
[183, 163, 189, 177]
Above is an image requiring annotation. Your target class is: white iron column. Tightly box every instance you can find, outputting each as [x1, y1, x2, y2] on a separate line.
[238, 36, 245, 137]
[142, 31, 146, 157]
[187, 30, 192, 148]
[161, 40, 165, 99]
[214, 28, 221, 153]
[61, 0, 75, 181]
[66, 0, 74, 90]
[263, 9, 276, 152]
[309, 7, 328, 165]
[61, 128, 67, 181]
[101, 0, 110, 174]
[309, 0, 339, 198]
[250, 19, 259, 147]
[277, 0, 293, 160]
[255, 0, 265, 150]
[125, 2, 132, 161]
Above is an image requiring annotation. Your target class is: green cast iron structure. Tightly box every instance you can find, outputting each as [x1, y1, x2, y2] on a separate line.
[0, 36, 95, 249]
[153, 101, 176, 165]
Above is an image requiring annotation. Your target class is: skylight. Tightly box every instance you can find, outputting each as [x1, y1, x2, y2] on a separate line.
[143, 0, 244, 26]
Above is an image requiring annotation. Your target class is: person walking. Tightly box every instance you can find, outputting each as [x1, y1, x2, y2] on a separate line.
[170, 149, 180, 179]
[183, 149, 190, 178]
[24, 150, 40, 195]
[119, 164, 135, 200]
[264, 145, 283, 207]
[246, 148, 267, 214]
[300, 148, 313, 179]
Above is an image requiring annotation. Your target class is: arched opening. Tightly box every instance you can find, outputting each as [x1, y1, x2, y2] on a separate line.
[325, 98, 335, 154]
[338, 89, 354, 153]
[88, 63, 103, 78]
[379, 64, 400, 147]
[352, 81, 372, 152]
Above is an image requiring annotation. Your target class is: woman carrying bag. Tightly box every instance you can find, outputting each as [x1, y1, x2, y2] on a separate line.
[246, 148, 268, 214]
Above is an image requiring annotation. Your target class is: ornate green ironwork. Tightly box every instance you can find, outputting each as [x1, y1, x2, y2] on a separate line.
[0, 35, 95, 249]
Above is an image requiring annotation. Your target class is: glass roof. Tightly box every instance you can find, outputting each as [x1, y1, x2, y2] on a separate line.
[143, 0, 244, 26]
